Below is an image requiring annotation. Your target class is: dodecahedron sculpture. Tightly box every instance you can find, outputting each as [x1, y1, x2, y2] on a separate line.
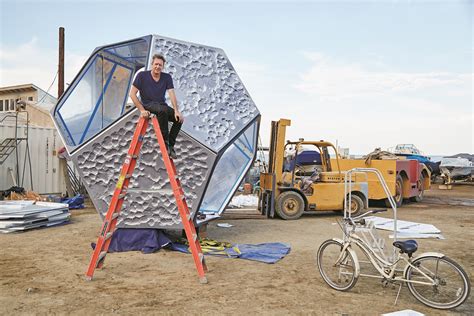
[51, 35, 260, 229]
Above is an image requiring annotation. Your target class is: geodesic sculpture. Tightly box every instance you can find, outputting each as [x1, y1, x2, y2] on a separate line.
[51, 35, 260, 229]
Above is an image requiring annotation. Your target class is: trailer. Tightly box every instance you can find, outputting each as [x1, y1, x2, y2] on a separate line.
[332, 158, 431, 207]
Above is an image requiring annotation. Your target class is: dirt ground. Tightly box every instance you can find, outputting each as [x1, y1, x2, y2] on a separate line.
[1, 185, 473, 315]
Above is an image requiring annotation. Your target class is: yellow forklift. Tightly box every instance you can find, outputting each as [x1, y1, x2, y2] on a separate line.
[259, 119, 369, 220]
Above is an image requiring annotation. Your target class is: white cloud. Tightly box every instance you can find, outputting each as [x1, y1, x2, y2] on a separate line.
[236, 52, 472, 155]
[295, 51, 472, 101]
[0, 38, 87, 97]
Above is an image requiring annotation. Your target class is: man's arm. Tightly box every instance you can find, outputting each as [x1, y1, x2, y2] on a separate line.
[168, 88, 184, 123]
[129, 85, 149, 117]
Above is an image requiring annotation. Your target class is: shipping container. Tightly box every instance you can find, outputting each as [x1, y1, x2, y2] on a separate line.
[0, 123, 67, 194]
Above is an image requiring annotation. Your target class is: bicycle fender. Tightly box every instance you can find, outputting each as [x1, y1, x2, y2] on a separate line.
[331, 238, 361, 278]
[403, 252, 444, 276]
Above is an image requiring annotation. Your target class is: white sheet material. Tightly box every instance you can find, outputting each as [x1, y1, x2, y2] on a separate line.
[228, 195, 258, 208]
[0, 201, 70, 233]
[382, 310, 424, 316]
[365, 216, 443, 239]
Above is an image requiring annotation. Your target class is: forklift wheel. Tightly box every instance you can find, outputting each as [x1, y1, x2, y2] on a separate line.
[348, 195, 364, 216]
[275, 191, 305, 220]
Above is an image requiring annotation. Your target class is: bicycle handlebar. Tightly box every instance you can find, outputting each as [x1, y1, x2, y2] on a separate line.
[345, 208, 387, 226]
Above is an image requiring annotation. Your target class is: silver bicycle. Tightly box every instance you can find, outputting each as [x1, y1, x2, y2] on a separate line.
[317, 168, 471, 310]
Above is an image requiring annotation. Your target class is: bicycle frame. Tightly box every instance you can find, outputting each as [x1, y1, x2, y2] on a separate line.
[338, 168, 444, 287]
[337, 231, 440, 287]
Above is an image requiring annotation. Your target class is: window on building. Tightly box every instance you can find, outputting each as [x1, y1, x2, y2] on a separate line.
[28, 97, 33, 101]
[0, 100, 3, 111]
[5, 99, 9, 111]
[10, 99, 14, 111]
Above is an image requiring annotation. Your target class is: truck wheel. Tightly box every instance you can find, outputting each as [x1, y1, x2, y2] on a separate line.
[385, 175, 403, 208]
[275, 191, 305, 220]
[410, 174, 424, 202]
[347, 195, 364, 216]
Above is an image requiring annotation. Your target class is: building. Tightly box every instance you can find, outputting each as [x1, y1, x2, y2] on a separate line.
[0, 83, 57, 113]
[0, 83, 68, 194]
[0, 84, 57, 127]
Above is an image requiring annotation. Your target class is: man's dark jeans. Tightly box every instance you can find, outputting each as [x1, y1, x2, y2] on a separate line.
[144, 102, 182, 148]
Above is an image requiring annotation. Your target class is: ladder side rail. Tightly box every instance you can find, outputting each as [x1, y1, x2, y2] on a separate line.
[85, 116, 149, 279]
[150, 116, 208, 282]
[99, 118, 148, 260]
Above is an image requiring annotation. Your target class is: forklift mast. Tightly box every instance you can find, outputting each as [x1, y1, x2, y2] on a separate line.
[267, 118, 291, 185]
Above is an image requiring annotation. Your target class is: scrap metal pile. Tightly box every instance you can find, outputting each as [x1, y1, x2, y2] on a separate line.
[0, 201, 70, 233]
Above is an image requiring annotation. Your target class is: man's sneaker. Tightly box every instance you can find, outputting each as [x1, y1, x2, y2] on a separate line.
[169, 146, 177, 160]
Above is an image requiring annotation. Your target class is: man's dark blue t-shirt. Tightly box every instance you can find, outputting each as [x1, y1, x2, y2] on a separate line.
[132, 71, 174, 105]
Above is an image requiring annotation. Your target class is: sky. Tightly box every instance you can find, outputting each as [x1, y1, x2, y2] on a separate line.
[1, 0, 472, 155]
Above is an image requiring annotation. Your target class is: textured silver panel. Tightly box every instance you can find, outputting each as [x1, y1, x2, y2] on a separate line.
[150, 35, 260, 152]
[72, 110, 216, 229]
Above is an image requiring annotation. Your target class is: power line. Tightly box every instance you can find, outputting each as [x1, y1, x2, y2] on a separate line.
[37, 70, 59, 105]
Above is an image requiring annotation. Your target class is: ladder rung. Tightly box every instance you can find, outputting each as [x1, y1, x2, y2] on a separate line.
[97, 251, 107, 264]
[192, 234, 198, 242]
[111, 213, 120, 220]
[127, 154, 138, 159]
[124, 174, 132, 179]
[118, 193, 126, 199]
[104, 232, 113, 241]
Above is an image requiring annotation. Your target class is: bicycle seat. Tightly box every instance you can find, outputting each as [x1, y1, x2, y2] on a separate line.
[393, 240, 418, 257]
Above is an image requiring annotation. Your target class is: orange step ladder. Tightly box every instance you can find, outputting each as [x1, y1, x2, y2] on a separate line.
[85, 115, 208, 283]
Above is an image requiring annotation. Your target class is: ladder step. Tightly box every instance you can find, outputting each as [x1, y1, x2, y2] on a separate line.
[124, 174, 132, 179]
[127, 154, 138, 159]
[111, 213, 120, 220]
[118, 193, 126, 199]
[97, 251, 107, 265]
[104, 232, 113, 241]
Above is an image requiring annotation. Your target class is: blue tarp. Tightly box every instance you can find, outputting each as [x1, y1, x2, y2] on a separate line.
[108, 229, 171, 254]
[171, 242, 291, 264]
[61, 194, 85, 209]
[95, 229, 291, 263]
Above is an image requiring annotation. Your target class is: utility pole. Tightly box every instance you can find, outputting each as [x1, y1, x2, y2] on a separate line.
[58, 26, 74, 197]
[58, 27, 65, 98]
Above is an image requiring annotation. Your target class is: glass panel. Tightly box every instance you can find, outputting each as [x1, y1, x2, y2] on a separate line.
[53, 38, 150, 149]
[200, 121, 258, 213]
[56, 56, 110, 145]
[241, 121, 256, 152]
[80, 60, 132, 143]
[105, 39, 148, 67]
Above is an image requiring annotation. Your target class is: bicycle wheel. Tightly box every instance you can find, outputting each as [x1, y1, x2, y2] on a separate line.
[317, 239, 358, 291]
[405, 255, 471, 309]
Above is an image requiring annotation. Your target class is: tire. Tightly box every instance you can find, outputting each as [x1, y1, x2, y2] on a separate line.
[405, 255, 471, 310]
[347, 194, 364, 217]
[410, 174, 424, 202]
[385, 175, 403, 208]
[275, 191, 305, 220]
[317, 239, 358, 291]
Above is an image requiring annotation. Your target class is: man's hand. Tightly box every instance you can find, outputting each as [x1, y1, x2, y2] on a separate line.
[140, 110, 150, 118]
[175, 110, 184, 123]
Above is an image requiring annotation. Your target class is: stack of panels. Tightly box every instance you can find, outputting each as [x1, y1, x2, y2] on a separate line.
[0, 201, 70, 233]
